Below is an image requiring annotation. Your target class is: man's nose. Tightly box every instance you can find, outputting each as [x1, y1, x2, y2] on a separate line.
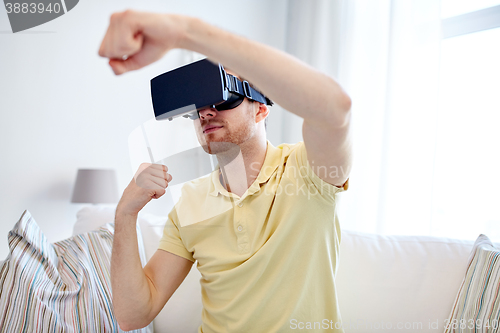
[198, 106, 217, 119]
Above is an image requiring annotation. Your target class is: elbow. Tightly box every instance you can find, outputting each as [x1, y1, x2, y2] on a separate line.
[325, 76, 352, 126]
[117, 321, 134, 332]
[331, 76, 352, 114]
[117, 319, 151, 332]
[112, 289, 155, 330]
[115, 307, 152, 331]
[342, 92, 352, 113]
[116, 315, 135, 332]
[116, 318, 133, 332]
[330, 93, 352, 129]
[341, 94, 352, 126]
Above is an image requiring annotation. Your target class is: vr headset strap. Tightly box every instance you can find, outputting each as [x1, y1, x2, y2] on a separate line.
[225, 74, 273, 106]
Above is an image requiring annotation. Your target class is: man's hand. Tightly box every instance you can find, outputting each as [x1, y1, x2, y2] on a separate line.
[116, 163, 172, 217]
[98, 10, 188, 75]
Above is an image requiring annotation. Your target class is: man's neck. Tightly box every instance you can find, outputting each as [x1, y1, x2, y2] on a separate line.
[216, 136, 267, 197]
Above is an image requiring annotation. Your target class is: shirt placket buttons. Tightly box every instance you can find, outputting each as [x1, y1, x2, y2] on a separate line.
[235, 201, 249, 253]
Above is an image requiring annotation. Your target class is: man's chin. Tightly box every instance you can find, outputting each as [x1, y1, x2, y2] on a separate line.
[202, 141, 240, 156]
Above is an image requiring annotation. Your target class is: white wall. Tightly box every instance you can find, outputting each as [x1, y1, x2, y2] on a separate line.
[0, 0, 288, 259]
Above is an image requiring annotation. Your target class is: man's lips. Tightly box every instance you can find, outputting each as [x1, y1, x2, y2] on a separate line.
[203, 125, 223, 133]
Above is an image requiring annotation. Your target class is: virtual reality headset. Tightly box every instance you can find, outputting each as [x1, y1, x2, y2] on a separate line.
[150, 58, 273, 121]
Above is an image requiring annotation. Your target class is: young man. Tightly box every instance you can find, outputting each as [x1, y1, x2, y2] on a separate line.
[99, 10, 352, 333]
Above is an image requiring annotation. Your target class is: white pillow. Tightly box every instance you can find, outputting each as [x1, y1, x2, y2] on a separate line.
[73, 205, 117, 236]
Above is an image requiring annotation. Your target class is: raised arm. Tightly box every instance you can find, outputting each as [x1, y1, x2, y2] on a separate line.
[177, 15, 352, 187]
[98, 10, 351, 182]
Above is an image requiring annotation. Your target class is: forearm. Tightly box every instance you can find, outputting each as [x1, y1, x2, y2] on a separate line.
[179, 17, 351, 126]
[111, 212, 154, 329]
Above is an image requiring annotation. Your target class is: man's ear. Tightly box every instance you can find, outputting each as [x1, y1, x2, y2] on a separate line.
[254, 102, 269, 124]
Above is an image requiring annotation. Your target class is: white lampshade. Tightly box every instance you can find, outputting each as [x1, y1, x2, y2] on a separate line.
[71, 169, 119, 204]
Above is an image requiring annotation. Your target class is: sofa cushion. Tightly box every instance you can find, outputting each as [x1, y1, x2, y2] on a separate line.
[336, 230, 475, 332]
[0, 210, 152, 333]
[444, 234, 500, 332]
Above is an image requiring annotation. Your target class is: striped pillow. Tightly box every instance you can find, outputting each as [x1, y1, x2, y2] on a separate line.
[0, 210, 152, 333]
[445, 234, 500, 332]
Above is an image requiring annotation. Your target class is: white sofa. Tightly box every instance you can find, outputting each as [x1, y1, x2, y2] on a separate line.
[75, 206, 481, 333]
[335, 231, 475, 333]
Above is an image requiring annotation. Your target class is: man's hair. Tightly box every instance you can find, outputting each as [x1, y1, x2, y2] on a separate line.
[238, 74, 269, 131]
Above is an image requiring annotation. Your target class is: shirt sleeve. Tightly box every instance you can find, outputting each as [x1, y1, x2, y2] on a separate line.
[295, 141, 349, 199]
[158, 207, 195, 263]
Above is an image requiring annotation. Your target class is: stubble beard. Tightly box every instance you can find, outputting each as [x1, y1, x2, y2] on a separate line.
[202, 121, 254, 157]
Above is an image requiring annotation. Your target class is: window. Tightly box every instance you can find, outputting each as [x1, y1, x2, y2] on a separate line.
[441, 0, 500, 18]
[430, 3, 500, 240]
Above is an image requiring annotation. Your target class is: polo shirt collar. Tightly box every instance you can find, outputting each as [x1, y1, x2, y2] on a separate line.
[209, 140, 281, 198]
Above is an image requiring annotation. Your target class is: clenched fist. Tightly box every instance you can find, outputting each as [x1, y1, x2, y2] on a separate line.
[116, 163, 172, 217]
[98, 10, 189, 75]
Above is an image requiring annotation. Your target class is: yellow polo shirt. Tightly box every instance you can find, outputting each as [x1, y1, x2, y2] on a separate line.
[159, 140, 348, 333]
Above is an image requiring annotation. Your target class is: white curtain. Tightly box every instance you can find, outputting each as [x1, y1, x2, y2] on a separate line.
[280, 0, 344, 144]
[283, 0, 442, 235]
